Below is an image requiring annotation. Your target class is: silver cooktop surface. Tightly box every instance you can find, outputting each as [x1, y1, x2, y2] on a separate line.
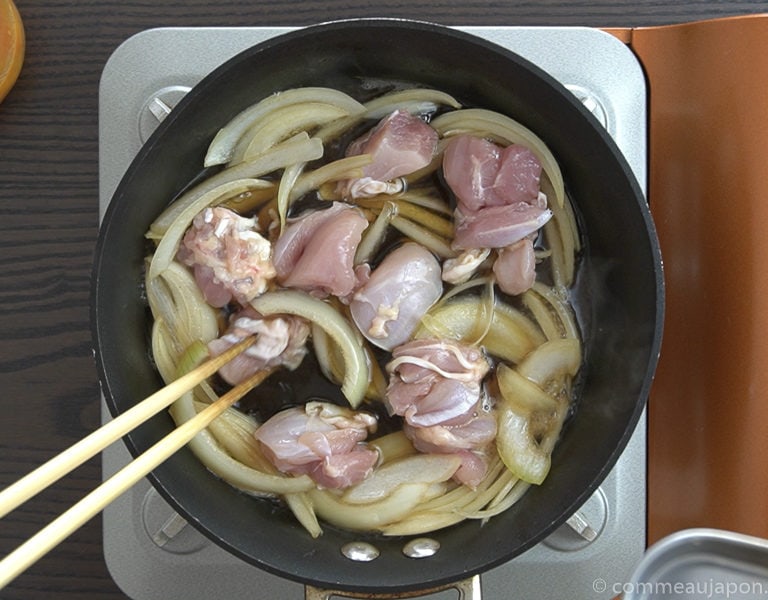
[99, 25, 647, 600]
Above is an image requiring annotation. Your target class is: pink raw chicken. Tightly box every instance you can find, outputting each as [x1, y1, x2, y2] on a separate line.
[207, 306, 310, 386]
[443, 136, 543, 211]
[340, 109, 439, 199]
[443, 135, 552, 250]
[492, 238, 536, 296]
[177, 206, 276, 307]
[272, 202, 368, 298]
[403, 409, 497, 488]
[453, 203, 551, 250]
[349, 242, 442, 350]
[385, 339, 495, 487]
[385, 339, 490, 427]
[254, 401, 378, 489]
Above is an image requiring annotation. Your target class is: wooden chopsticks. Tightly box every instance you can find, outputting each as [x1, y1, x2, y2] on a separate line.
[0, 337, 254, 520]
[0, 337, 265, 589]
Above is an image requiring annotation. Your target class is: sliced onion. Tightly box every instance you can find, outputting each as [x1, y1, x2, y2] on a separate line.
[497, 362, 557, 413]
[495, 297, 548, 345]
[361, 88, 461, 119]
[368, 431, 416, 464]
[496, 403, 551, 485]
[315, 88, 461, 143]
[284, 492, 322, 538]
[528, 282, 580, 340]
[391, 200, 454, 238]
[276, 161, 305, 235]
[150, 319, 179, 383]
[416, 456, 504, 513]
[496, 366, 571, 486]
[365, 346, 388, 401]
[158, 263, 220, 344]
[544, 217, 567, 291]
[146, 262, 219, 355]
[148, 177, 272, 241]
[250, 290, 369, 408]
[541, 174, 578, 288]
[416, 297, 544, 364]
[310, 322, 339, 386]
[174, 340, 210, 380]
[487, 470, 524, 510]
[517, 338, 581, 387]
[382, 459, 513, 535]
[312, 315, 385, 402]
[354, 200, 397, 265]
[381, 510, 464, 536]
[237, 103, 353, 164]
[204, 87, 364, 167]
[520, 287, 561, 341]
[389, 215, 456, 258]
[217, 185, 277, 215]
[309, 482, 442, 532]
[290, 154, 372, 202]
[198, 400, 277, 474]
[341, 454, 461, 504]
[452, 461, 515, 514]
[397, 190, 453, 216]
[462, 480, 530, 520]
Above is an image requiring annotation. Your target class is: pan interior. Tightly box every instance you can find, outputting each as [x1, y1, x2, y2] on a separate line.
[91, 19, 663, 593]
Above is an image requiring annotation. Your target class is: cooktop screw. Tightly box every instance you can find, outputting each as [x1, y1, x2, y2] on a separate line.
[341, 541, 380, 562]
[138, 85, 192, 143]
[565, 83, 608, 129]
[402, 537, 441, 559]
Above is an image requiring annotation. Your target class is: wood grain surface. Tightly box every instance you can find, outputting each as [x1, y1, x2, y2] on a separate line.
[1, 1, 767, 598]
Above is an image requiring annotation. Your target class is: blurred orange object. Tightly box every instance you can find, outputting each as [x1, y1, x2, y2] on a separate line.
[0, 0, 24, 103]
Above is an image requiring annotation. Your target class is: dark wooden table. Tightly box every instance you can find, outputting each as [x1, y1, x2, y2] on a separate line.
[1, 1, 767, 598]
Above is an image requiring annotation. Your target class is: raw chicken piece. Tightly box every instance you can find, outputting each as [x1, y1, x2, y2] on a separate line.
[493, 238, 536, 296]
[494, 144, 546, 206]
[340, 109, 439, 199]
[442, 135, 501, 212]
[254, 401, 378, 489]
[453, 204, 551, 250]
[452, 451, 492, 489]
[442, 135, 552, 250]
[208, 306, 310, 385]
[404, 407, 497, 451]
[272, 202, 368, 298]
[177, 206, 275, 307]
[349, 243, 442, 350]
[386, 338, 494, 488]
[385, 339, 490, 427]
[404, 408, 497, 488]
[443, 135, 543, 210]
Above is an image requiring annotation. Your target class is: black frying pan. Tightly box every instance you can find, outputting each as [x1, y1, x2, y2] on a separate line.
[91, 19, 663, 595]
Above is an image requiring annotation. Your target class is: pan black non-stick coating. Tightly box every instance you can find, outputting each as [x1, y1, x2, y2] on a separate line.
[91, 19, 663, 594]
